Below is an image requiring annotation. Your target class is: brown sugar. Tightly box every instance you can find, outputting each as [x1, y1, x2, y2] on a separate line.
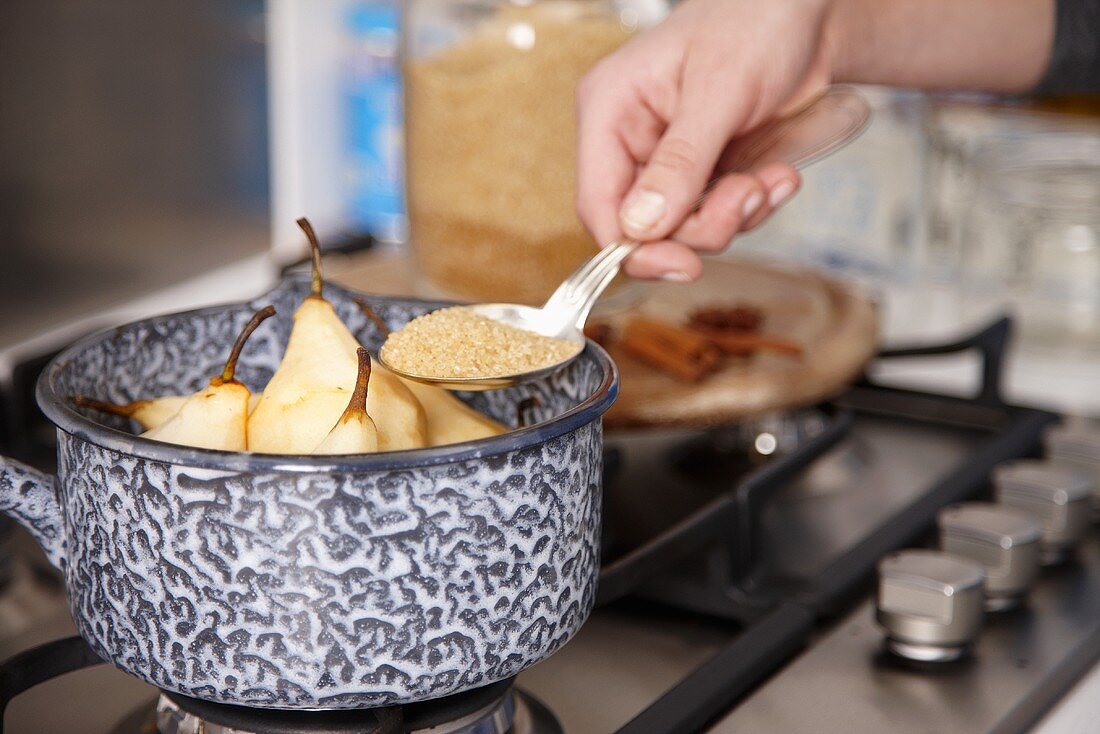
[405, 2, 632, 305]
[381, 307, 580, 379]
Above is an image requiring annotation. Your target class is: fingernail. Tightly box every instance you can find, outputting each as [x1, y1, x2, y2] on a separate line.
[621, 190, 667, 233]
[768, 180, 796, 208]
[741, 190, 765, 219]
[661, 270, 692, 283]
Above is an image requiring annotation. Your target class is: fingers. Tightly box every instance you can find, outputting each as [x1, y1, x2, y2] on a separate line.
[622, 163, 801, 282]
[742, 162, 800, 230]
[616, 129, 722, 244]
[620, 241, 704, 281]
[575, 70, 640, 247]
[612, 162, 802, 283]
[662, 162, 800, 255]
[617, 61, 753, 242]
[670, 173, 766, 252]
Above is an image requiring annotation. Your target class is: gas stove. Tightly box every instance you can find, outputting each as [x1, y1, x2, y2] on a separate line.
[1, 317, 1098, 733]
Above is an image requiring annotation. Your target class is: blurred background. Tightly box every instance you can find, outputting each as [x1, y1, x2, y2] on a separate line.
[3, 0, 1100, 466]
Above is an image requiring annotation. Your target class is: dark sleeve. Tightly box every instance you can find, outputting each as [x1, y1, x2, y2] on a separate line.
[1033, 0, 1100, 94]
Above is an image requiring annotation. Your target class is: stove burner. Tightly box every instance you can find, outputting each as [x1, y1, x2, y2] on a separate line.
[153, 679, 562, 734]
[158, 695, 401, 734]
[111, 688, 562, 734]
[672, 408, 834, 482]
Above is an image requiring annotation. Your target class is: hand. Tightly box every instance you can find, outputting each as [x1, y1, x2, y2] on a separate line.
[576, 0, 1055, 282]
[576, 0, 836, 281]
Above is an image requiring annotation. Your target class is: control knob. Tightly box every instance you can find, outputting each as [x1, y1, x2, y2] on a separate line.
[938, 502, 1041, 612]
[994, 460, 1091, 565]
[876, 549, 985, 662]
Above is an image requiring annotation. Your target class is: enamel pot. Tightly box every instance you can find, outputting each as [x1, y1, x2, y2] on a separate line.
[0, 278, 617, 709]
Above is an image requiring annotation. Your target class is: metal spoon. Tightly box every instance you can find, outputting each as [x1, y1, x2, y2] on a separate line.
[383, 86, 872, 391]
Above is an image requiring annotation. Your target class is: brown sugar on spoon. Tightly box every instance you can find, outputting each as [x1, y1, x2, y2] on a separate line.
[381, 306, 580, 380]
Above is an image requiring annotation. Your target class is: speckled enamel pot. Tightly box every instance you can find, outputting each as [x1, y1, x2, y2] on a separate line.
[0, 277, 616, 709]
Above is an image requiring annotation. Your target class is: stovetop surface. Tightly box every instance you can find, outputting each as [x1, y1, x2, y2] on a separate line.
[6, 551, 1099, 734]
[604, 411, 988, 610]
[760, 413, 982, 582]
[714, 533, 1100, 734]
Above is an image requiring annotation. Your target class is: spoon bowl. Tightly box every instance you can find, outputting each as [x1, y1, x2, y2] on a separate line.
[383, 86, 872, 390]
[381, 303, 587, 390]
[380, 242, 632, 390]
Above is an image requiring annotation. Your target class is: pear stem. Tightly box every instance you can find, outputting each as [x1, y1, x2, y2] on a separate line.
[297, 217, 324, 299]
[220, 305, 277, 384]
[354, 297, 391, 337]
[344, 347, 372, 417]
[71, 395, 144, 417]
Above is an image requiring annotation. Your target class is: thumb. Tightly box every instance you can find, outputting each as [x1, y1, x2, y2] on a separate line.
[618, 89, 741, 241]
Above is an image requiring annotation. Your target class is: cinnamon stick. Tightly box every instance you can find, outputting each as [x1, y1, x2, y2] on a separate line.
[619, 316, 721, 382]
[688, 305, 764, 333]
[627, 316, 718, 358]
[689, 325, 804, 358]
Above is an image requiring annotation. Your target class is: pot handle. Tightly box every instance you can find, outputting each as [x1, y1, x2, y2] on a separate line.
[0, 457, 65, 569]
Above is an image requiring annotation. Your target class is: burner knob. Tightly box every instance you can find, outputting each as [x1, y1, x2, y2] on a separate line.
[1044, 424, 1100, 515]
[938, 502, 1041, 612]
[876, 549, 985, 662]
[993, 460, 1092, 566]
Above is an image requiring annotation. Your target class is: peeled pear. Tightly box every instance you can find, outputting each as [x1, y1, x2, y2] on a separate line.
[73, 394, 188, 431]
[74, 393, 262, 431]
[367, 360, 431, 450]
[352, 298, 505, 447]
[398, 378, 506, 446]
[141, 306, 275, 451]
[313, 348, 379, 454]
[247, 218, 427, 454]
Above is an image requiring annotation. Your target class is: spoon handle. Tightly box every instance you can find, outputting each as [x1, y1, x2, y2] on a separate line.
[543, 239, 640, 331]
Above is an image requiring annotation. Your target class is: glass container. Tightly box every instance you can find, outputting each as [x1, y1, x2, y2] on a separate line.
[403, 0, 659, 304]
[963, 131, 1100, 351]
[737, 87, 925, 287]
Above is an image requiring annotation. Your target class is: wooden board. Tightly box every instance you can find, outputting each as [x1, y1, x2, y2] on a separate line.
[596, 258, 879, 429]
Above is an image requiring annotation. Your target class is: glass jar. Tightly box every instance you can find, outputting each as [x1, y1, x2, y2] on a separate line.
[403, 0, 660, 304]
[737, 87, 927, 286]
[963, 131, 1100, 351]
[921, 99, 1055, 285]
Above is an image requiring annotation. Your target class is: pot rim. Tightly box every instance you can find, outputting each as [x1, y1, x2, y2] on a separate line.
[36, 290, 619, 473]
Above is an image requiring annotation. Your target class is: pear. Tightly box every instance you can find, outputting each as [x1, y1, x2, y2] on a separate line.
[352, 298, 505, 446]
[141, 305, 275, 451]
[73, 393, 263, 431]
[313, 348, 379, 454]
[73, 394, 188, 431]
[367, 360, 431, 450]
[398, 378, 506, 446]
[248, 218, 427, 454]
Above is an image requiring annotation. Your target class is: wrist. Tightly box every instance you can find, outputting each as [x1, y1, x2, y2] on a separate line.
[820, 0, 872, 84]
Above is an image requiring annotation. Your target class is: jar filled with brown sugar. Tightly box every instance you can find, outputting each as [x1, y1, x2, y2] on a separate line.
[404, 0, 663, 304]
